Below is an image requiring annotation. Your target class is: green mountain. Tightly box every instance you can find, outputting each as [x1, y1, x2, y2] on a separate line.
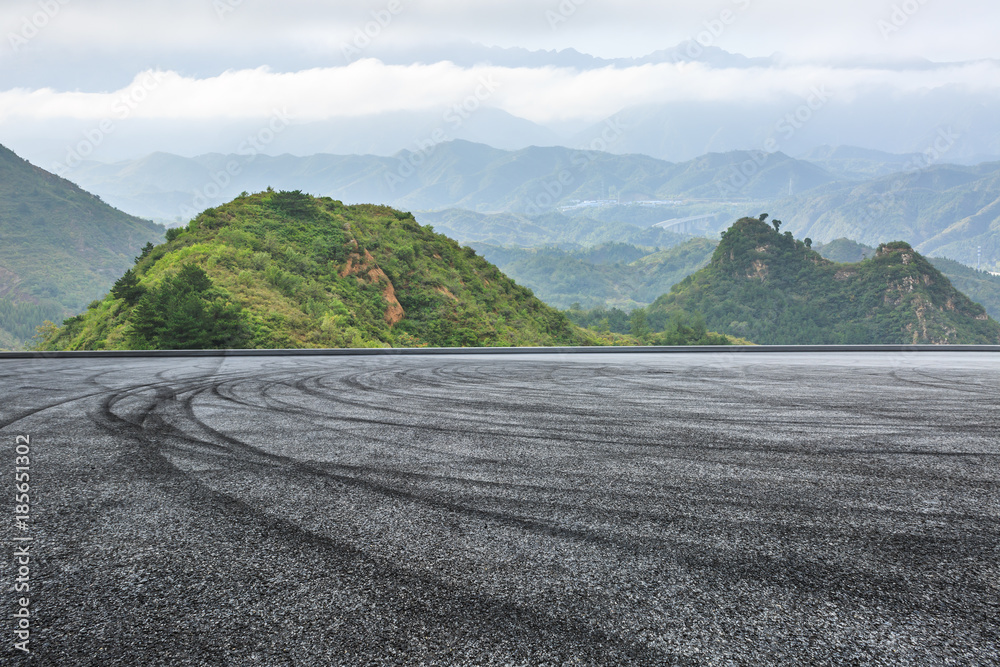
[0, 144, 165, 349]
[814, 238, 1000, 320]
[36, 191, 591, 351]
[477, 238, 717, 310]
[648, 216, 1000, 345]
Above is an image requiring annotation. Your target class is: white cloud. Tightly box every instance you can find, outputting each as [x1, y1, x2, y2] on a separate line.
[2, 59, 999, 126]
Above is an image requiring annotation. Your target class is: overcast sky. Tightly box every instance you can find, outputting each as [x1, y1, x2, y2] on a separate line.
[2, 0, 999, 164]
[4, 0, 1000, 69]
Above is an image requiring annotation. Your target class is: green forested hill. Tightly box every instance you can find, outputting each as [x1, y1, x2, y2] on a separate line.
[813, 237, 1000, 320]
[0, 144, 165, 348]
[37, 191, 591, 350]
[648, 216, 1000, 345]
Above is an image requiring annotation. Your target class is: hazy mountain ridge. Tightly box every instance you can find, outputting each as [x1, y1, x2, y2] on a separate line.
[419, 208, 703, 250]
[12, 40, 1000, 167]
[68, 142, 838, 223]
[798, 145, 930, 180]
[570, 88, 1000, 163]
[366, 41, 777, 71]
[775, 163, 1000, 270]
[67, 141, 1000, 275]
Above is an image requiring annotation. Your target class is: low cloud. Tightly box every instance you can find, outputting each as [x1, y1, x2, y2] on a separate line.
[2, 59, 998, 127]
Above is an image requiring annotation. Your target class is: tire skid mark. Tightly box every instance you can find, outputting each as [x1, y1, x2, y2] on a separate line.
[889, 368, 999, 395]
[15, 355, 1000, 663]
[87, 371, 676, 663]
[146, 363, 1000, 619]
[205, 365, 1000, 461]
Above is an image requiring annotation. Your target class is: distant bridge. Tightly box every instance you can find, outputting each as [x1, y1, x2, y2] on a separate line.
[652, 214, 717, 233]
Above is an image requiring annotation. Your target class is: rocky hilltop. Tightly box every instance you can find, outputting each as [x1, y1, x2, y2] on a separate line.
[648, 216, 1000, 345]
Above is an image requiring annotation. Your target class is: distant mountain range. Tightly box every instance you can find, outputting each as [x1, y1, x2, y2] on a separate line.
[798, 146, 931, 181]
[775, 162, 1000, 270]
[65, 140, 1000, 272]
[364, 41, 778, 72]
[67, 141, 835, 223]
[569, 87, 1000, 164]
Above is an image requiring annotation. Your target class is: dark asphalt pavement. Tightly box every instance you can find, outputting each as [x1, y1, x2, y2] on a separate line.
[2, 352, 998, 665]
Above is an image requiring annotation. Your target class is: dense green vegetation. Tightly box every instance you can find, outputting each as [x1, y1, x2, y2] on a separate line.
[38, 191, 596, 350]
[647, 216, 1000, 345]
[814, 238, 1000, 320]
[926, 256, 1000, 321]
[477, 238, 717, 309]
[564, 305, 745, 346]
[123, 264, 253, 349]
[0, 298, 66, 343]
[0, 143, 164, 349]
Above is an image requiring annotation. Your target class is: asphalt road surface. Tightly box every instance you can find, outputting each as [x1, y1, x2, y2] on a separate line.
[2, 352, 998, 665]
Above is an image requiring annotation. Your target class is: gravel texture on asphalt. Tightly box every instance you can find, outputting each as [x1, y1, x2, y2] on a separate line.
[1, 351, 998, 665]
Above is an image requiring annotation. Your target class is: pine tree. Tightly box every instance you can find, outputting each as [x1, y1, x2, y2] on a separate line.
[111, 269, 145, 306]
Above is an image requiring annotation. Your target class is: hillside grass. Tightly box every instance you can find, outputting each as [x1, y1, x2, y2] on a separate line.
[39, 191, 594, 350]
